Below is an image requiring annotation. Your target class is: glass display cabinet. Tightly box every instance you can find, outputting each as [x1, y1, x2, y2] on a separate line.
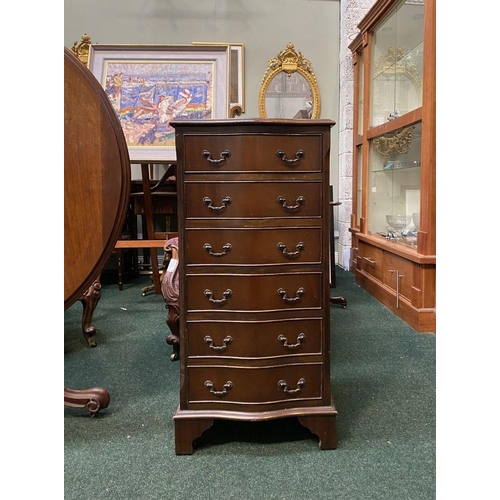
[348, 0, 435, 332]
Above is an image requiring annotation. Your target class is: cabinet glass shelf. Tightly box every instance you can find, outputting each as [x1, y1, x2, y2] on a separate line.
[372, 163, 420, 173]
[368, 122, 422, 249]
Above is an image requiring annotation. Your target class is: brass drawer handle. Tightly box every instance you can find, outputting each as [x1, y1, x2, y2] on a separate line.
[202, 149, 231, 164]
[204, 335, 233, 351]
[277, 287, 305, 303]
[277, 195, 305, 211]
[278, 378, 305, 394]
[362, 256, 376, 265]
[276, 149, 305, 164]
[277, 241, 304, 257]
[203, 243, 232, 257]
[204, 288, 233, 305]
[278, 333, 306, 348]
[203, 196, 232, 211]
[204, 380, 233, 397]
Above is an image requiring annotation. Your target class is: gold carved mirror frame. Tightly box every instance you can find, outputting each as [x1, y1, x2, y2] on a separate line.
[258, 42, 320, 119]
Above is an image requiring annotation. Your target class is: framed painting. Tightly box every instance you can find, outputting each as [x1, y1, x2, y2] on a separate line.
[87, 44, 230, 162]
[192, 42, 245, 116]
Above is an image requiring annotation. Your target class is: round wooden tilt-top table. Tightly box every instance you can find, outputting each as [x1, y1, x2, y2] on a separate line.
[64, 47, 131, 415]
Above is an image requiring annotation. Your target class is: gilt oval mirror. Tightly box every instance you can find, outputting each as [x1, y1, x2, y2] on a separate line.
[258, 42, 320, 119]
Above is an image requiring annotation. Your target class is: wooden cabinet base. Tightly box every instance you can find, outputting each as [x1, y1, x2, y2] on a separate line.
[173, 403, 338, 455]
[356, 269, 435, 333]
[354, 235, 436, 333]
[174, 415, 214, 455]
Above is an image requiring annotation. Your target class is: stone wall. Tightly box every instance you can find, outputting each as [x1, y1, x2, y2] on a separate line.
[337, 0, 376, 269]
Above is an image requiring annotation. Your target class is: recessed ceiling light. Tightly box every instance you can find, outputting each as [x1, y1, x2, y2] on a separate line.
[412, 13, 424, 20]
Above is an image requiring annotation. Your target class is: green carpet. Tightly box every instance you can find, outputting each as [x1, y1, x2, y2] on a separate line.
[64, 267, 435, 499]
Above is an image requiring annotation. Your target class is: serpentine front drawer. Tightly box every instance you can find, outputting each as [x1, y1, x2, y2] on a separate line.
[187, 363, 323, 406]
[185, 272, 322, 312]
[185, 180, 322, 219]
[183, 134, 322, 173]
[186, 317, 323, 358]
[185, 226, 322, 266]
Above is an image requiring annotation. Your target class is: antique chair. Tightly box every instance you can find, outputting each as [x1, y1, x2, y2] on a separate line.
[161, 237, 180, 360]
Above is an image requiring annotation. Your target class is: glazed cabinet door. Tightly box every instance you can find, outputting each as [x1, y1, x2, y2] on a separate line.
[348, 0, 435, 332]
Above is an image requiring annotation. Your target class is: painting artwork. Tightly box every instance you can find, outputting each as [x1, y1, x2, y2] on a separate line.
[105, 61, 214, 147]
[88, 45, 230, 161]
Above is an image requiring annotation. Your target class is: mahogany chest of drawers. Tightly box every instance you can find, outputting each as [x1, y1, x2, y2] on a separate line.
[170, 118, 337, 454]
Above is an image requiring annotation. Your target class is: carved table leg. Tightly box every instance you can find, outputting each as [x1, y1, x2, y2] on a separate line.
[64, 386, 110, 416]
[141, 284, 156, 296]
[165, 302, 180, 361]
[79, 278, 102, 347]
